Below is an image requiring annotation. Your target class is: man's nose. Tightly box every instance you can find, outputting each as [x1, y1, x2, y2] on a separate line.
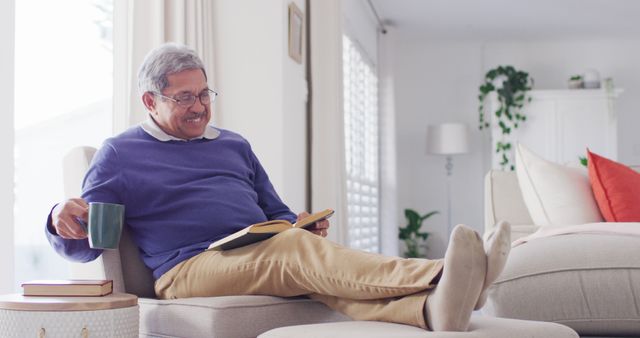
[191, 97, 206, 111]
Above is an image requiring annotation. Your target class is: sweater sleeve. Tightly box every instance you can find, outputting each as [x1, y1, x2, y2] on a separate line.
[44, 141, 124, 262]
[45, 205, 103, 262]
[250, 150, 297, 223]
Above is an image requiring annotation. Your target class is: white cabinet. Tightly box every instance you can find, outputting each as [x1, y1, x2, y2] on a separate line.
[490, 89, 623, 168]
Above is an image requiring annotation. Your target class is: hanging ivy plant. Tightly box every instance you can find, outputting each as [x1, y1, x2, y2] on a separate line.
[478, 65, 533, 170]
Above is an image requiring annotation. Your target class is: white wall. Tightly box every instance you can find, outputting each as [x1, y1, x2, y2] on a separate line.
[281, 0, 309, 214]
[393, 39, 486, 258]
[0, 0, 15, 293]
[213, 0, 307, 213]
[342, 0, 378, 65]
[393, 37, 640, 257]
[309, 0, 347, 245]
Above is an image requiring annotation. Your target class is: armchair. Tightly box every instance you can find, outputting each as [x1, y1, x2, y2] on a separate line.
[63, 146, 348, 338]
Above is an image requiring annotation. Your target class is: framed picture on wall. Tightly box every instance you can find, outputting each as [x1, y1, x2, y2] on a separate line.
[288, 2, 304, 63]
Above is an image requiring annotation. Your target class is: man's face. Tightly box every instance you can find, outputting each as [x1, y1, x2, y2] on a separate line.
[147, 68, 211, 140]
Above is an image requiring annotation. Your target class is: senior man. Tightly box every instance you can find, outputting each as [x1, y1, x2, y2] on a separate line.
[46, 43, 510, 331]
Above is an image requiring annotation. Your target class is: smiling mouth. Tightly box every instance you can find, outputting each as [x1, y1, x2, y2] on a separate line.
[185, 113, 206, 124]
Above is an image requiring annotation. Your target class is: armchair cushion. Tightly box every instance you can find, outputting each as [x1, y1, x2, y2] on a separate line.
[139, 295, 349, 338]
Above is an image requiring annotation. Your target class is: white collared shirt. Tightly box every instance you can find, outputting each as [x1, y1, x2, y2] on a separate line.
[140, 115, 220, 142]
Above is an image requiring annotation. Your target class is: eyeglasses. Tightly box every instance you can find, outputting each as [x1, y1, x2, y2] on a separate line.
[154, 89, 218, 107]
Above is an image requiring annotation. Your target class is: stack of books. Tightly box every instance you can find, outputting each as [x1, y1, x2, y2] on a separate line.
[21, 279, 113, 297]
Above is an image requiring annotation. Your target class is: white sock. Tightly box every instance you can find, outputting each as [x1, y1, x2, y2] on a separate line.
[424, 224, 486, 331]
[474, 220, 511, 310]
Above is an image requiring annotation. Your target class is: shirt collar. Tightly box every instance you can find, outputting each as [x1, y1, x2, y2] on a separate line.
[141, 115, 220, 142]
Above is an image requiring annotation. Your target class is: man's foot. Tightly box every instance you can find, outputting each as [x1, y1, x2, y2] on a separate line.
[424, 224, 486, 331]
[474, 221, 511, 310]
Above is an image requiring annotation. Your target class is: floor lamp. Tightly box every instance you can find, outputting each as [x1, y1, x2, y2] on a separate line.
[426, 123, 470, 239]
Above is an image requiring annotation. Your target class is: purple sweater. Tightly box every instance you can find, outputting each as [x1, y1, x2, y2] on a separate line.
[46, 126, 297, 279]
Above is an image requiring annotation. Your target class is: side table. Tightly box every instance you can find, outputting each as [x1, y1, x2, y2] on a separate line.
[0, 293, 138, 338]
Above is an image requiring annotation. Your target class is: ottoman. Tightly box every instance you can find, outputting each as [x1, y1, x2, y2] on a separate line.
[258, 316, 578, 338]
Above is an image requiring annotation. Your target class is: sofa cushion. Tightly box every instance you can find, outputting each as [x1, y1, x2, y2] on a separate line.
[484, 234, 640, 336]
[258, 317, 578, 338]
[483, 170, 534, 231]
[483, 170, 539, 241]
[515, 143, 603, 226]
[138, 295, 349, 338]
[588, 150, 640, 222]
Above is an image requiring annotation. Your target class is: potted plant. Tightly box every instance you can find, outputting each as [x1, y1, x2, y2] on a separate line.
[568, 75, 583, 89]
[478, 65, 533, 170]
[398, 209, 438, 258]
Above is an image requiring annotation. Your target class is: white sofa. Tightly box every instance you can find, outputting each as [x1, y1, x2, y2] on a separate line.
[483, 169, 640, 337]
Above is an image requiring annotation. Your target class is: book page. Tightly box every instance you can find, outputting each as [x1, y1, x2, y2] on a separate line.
[293, 209, 335, 229]
[207, 208, 334, 251]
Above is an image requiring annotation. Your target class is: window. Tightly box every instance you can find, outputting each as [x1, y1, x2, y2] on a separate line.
[342, 35, 380, 253]
[14, 0, 113, 289]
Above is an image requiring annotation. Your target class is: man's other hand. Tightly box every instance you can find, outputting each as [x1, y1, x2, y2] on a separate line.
[297, 211, 330, 238]
[51, 198, 89, 239]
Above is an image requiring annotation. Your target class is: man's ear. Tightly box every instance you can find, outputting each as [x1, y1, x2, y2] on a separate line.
[142, 92, 157, 113]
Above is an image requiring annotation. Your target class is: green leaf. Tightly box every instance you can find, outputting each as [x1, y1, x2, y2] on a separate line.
[420, 210, 439, 221]
[405, 209, 420, 228]
[417, 232, 429, 240]
[579, 156, 588, 167]
[398, 227, 410, 240]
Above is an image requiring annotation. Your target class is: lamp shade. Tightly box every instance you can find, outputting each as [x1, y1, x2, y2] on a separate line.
[426, 123, 470, 155]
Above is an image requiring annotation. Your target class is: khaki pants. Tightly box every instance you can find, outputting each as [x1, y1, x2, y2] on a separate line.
[155, 228, 443, 328]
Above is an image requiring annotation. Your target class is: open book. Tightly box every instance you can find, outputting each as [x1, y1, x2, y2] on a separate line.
[208, 209, 335, 251]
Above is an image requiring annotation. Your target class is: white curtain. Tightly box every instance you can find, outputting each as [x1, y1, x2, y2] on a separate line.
[69, 0, 216, 281]
[378, 28, 400, 256]
[0, 0, 15, 293]
[309, 0, 349, 245]
[113, 0, 216, 133]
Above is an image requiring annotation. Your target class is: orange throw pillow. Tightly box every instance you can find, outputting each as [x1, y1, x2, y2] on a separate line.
[587, 150, 640, 222]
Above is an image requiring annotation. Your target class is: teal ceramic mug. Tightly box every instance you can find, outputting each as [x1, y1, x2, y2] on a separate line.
[81, 202, 125, 249]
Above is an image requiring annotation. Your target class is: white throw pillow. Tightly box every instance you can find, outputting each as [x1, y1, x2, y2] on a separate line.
[515, 143, 603, 226]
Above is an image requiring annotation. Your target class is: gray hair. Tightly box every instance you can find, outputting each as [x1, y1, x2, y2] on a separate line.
[137, 43, 207, 95]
